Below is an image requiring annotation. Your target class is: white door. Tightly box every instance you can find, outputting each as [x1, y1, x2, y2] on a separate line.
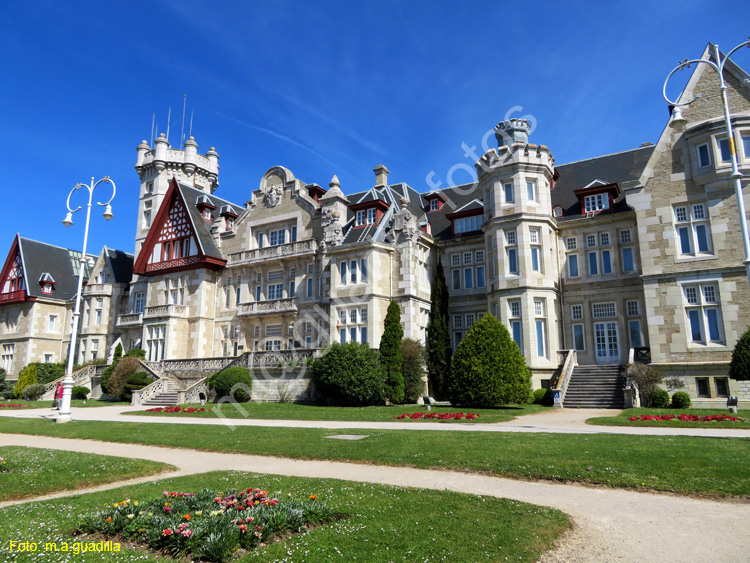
[594, 322, 620, 364]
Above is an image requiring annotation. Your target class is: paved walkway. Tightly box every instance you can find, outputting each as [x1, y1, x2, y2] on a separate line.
[0, 433, 748, 563]
[2, 405, 750, 437]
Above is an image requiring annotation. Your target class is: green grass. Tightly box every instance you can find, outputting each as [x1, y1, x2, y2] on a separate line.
[0, 446, 174, 502]
[0, 471, 570, 562]
[0, 399, 130, 409]
[126, 401, 548, 422]
[587, 408, 750, 429]
[1, 418, 748, 498]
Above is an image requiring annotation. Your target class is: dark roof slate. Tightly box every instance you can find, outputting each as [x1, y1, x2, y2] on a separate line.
[176, 183, 243, 259]
[18, 237, 93, 301]
[551, 145, 654, 220]
[104, 247, 134, 285]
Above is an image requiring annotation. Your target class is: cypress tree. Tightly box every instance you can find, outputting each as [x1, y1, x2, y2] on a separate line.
[380, 300, 405, 403]
[426, 260, 451, 399]
[448, 314, 531, 407]
[729, 325, 750, 381]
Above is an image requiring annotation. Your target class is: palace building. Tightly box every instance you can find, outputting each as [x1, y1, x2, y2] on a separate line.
[2, 44, 749, 407]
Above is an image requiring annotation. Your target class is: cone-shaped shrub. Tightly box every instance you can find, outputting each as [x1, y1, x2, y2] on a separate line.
[426, 261, 451, 399]
[380, 300, 405, 403]
[14, 364, 38, 398]
[729, 325, 750, 381]
[448, 314, 531, 407]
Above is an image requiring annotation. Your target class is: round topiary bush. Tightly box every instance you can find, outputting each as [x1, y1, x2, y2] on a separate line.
[311, 342, 385, 406]
[671, 391, 691, 409]
[208, 367, 253, 403]
[120, 372, 154, 402]
[533, 388, 554, 405]
[650, 388, 670, 408]
[448, 315, 531, 407]
[22, 383, 46, 401]
[71, 386, 91, 400]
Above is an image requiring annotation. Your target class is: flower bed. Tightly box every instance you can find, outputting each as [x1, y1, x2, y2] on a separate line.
[144, 406, 211, 413]
[393, 412, 479, 420]
[629, 414, 744, 422]
[0, 404, 28, 408]
[75, 487, 335, 562]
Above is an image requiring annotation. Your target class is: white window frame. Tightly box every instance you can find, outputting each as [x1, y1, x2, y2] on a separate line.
[674, 204, 711, 256]
[683, 283, 724, 344]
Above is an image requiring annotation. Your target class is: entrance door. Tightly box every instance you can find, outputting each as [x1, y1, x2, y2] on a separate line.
[594, 322, 619, 364]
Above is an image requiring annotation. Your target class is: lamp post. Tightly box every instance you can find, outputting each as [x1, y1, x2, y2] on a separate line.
[663, 39, 750, 292]
[57, 177, 116, 423]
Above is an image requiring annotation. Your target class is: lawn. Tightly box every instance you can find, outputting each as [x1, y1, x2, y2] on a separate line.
[587, 408, 750, 429]
[0, 446, 173, 502]
[1, 418, 748, 498]
[0, 400, 130, 410]
[0, 471, 570, 563]
[126, 401, 547, 422]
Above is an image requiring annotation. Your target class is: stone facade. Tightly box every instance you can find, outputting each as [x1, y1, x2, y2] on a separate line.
[2, 43, 750, 406]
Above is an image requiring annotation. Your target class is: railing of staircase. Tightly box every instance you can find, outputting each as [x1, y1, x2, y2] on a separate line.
[132, 377, 168, 407]
[41, 364, 100, 399]
[552, 349, 577, 408]
[180, 379, 209, 404]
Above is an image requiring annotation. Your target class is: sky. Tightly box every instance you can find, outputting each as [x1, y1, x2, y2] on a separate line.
[1, 0, 749, 257]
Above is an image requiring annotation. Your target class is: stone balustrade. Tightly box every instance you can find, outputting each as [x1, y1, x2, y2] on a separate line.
[227, 239, 317, 265]
[83, 283, 113, 296]
[144, 304, 188, 319]
[116, 312, 144, 327]
[237, 298, 297, 317]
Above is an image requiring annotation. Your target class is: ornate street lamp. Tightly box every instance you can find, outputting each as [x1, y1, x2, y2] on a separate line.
[663, 39, 750, 291]
[57, 177, 116, 423]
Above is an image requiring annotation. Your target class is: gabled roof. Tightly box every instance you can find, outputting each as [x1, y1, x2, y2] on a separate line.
[416, 182, 482, 240]
[0, 235, 94, 301]
[552, 145, 654, 220]
[134, 179, 236, 275]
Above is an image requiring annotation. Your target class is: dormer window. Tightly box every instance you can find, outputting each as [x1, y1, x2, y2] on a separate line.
[584, 194, 609, 213]
[38, 273, 56, 295]
[453, 214, 483, 235]
[196, 195, 217, 222]
[219, 205, 238, 231]
[350, 200, 389, 228]
[424, 192, 447, 213]
[574, 183, 619, 217]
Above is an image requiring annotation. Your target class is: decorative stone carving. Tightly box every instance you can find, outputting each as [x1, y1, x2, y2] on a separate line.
[265, 185, 281, 207]
[387, 202, 418, 244]
[322, 209, 344, 246]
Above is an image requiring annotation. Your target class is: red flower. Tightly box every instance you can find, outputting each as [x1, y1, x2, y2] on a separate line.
[163, 528, 173, 536]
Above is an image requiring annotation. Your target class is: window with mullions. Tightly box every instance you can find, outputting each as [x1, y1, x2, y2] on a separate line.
[454, 215, 483, 234]
[269, 229, 286, 246]
[674, 204, 711, 255]
[584, 194, 609, 213]
[505, 230, 518, 274]
[530, 229, 542, 272]
[684, 283, 723, 344]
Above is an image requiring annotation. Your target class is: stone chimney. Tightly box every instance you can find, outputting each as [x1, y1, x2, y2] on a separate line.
[495, 118, 530, 147]
[374, 165, 390, 189]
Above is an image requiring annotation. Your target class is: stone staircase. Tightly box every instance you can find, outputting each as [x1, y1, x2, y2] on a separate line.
[140, 380, 183, 407]
[562, 365, 625, 409]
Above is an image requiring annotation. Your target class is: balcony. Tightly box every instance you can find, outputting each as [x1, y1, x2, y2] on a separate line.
[116, 312, 143, 327]
[237, 298, 297, 317]
[144, 304, 188, 319]
[0, 290, 26, 303]
[227, 239, 317, 266]
[83, 283, 113, 297]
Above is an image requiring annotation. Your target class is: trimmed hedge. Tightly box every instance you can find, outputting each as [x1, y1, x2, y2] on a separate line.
[311, 342, 385, 406]
[71, 386, 91, 400]
[121, 372, 154, 402]
[22, 383, 46, 401]
[449, 315, 531, 407]
[208, 367, 253, 403]
[106, 357, 141, 400]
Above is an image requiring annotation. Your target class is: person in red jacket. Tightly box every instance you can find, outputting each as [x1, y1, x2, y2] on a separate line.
[53, 382, 63, 410]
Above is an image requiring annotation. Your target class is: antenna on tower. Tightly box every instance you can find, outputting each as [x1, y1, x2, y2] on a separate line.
[166, 107, 172, 143]
[150, 113, 155, 147]
[189, 110, 194, 139]
[180, 94, 187, 147]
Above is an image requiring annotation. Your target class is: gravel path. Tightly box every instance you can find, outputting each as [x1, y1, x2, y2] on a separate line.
[0, 433, 748, 562]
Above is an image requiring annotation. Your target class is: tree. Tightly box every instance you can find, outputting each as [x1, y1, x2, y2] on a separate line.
[311, 342, 384, 406]
[106, 356, 141, 400]
[426, 260, 451, 399]
[14, 364, 38, 398]
[729, 325, 750, 381]
[380, 300, 405, 403]
[448, 314, 531, 407]
[625, 363, 665, 407]
[401, 338, 426, 403]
